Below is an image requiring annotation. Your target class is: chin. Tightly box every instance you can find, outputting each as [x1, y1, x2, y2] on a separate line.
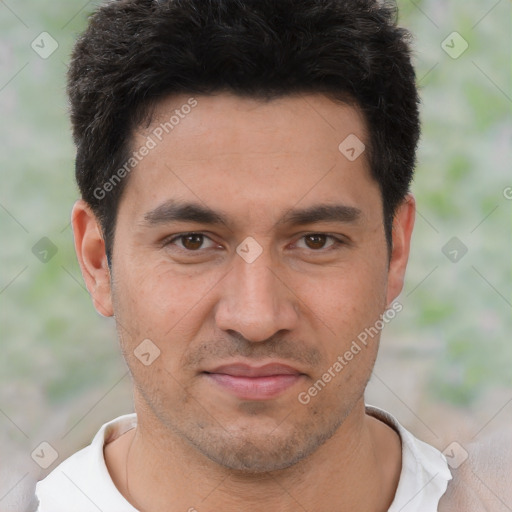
[185, 415, 342, 474]
[207, 440, 309, 473]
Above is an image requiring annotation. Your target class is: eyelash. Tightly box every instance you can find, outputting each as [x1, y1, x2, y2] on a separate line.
[163, 232, 347, 253]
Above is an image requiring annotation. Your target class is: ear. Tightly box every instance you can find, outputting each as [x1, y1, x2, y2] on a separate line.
[386, 193, 416, 306]
[71, 199, 113, 317]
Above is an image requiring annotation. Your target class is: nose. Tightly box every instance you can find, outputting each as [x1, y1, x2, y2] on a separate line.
[214, 246, 299, 342]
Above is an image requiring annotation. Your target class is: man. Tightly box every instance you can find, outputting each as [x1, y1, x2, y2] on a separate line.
[33, 0, 509, 510]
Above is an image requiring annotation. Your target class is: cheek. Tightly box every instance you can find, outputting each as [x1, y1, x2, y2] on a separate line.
[300, 255, 388, 327]
[115, 259, 202, 322]
[298, 257, 388, 384]
[112, 260, 224, 373]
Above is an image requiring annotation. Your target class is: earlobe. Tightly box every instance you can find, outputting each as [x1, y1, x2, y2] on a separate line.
[71, 200, 114, 317]
[386, 194, 416, 307]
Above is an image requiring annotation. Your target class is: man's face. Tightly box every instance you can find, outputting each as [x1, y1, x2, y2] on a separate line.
[76, 93, 413, 472]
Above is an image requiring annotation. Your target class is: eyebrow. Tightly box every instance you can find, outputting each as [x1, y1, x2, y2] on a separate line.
[142, 200, 362, 229]
[143, 200, 227, 226]
[276, 203, 361, 227]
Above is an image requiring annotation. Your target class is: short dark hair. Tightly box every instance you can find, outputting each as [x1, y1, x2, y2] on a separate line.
[68, 0, 420, 262]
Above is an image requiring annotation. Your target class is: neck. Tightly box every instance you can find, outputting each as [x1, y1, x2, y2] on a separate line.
[106, 399, 402, 512]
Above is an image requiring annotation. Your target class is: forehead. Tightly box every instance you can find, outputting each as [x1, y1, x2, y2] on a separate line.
[143, 92, 367, 159]
[119, 92, 380, 228]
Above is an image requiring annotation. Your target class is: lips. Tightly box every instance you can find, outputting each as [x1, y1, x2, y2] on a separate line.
[203, 362, 305, 400]
[205, 363, 302, 377]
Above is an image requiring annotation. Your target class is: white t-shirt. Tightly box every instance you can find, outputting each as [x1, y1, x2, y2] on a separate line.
[35, 405, 452, 511]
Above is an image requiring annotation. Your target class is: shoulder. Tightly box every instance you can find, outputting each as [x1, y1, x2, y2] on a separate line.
[35, 413, 137, 512]
[438, 428, 512, 512]
[35, 442, 99, 511]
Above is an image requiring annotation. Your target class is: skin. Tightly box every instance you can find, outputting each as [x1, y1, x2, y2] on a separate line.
[72, 92, 415, 512]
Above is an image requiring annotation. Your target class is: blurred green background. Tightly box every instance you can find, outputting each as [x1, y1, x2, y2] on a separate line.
[0, 0, 511, 482]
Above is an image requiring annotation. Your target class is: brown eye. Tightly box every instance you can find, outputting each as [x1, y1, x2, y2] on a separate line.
[164, 232, 220, 254]
[180, 234, 205, 250]
[295, 233, 343, 251]
[304, 234, 328, 250]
